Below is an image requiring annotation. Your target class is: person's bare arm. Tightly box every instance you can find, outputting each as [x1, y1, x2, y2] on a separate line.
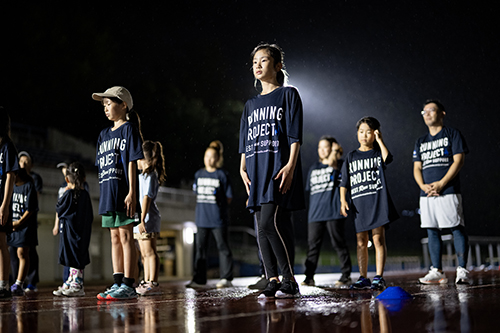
[275, 142, 300, 194]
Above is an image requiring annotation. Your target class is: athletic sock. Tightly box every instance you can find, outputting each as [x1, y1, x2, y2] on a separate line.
[113, 273, 124, 286]
[15, 280, 23, 286]
[123, 277, 135, 288]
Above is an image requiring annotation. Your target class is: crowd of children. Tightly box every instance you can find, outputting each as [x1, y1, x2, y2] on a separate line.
[0, 43, 470, 301]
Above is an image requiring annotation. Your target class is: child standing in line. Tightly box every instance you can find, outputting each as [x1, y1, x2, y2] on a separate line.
[187, 140, 234, 288]
[7, 168, 38, 296]
[340, 117, 398, 290]
[92, 86, 144, 300]
[239, 43, 305, 299]
[134, 140, 166, 296]
[53, 162, 93, 297]
[302, 136, 352, 288]
[0, 107, 19, 298]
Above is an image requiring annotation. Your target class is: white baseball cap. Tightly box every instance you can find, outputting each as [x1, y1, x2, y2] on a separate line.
[92, 86, 133, 110]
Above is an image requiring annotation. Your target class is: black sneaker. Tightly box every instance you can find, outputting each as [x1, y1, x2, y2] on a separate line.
[350, 276, 371, 290]
[0, 288, 12, 299]
[257, 280, 281, 299]
[334, 274, 352, 288]
[300, 278, 315, 286]
[370, 275, 386, 290]
[248, 276, 268, 290]
[275, 279, 300, 298]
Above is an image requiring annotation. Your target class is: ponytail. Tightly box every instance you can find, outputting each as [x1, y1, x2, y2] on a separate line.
[127, 109, 144, 142]
[208, 140, 224, 169]
[143, 140, 167, 183]
[65, 162, 86, 200]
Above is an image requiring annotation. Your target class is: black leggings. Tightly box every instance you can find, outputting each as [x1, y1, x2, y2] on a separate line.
[254, 203, 295, 280]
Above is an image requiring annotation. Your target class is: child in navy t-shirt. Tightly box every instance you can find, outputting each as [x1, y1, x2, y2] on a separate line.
[7, 169, 38, 296]
[187, 140, 234, 288]
[92, 86, 144, 300]
[340, 117, 398, 290]
[0, 107, 19, 298]
[53, 162, 93, 297]
[239, 44, 304, 299]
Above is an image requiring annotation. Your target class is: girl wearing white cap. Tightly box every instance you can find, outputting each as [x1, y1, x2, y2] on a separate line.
[92, 86, 144, 300]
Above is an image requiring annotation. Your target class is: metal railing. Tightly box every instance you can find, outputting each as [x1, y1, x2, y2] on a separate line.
[421, 235, 500, 269]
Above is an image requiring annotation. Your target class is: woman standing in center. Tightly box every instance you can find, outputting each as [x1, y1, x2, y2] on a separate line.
[239, 43, 305, 299]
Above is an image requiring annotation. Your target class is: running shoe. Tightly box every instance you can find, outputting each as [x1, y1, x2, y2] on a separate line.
[136, 282, 162, 296]
[186, 281, 206, 288]
[350, 276, 371, 290]
[0, 287, 11, 299]
[53, 284, 70, 296]
[334, 275, 352, 288]
[10, 284, 25, 296]
[455, 266, 470, 284]
[97, 283, 120, 300]
[25, 284, 38, 293]
[62, 284, 85, 297]
[370, 275, 386, 290]
[419, 267, 448, 285]
[216, 279, 233, 288]
[106, 284, 137, 300]
[257, 280, 281, 299]
[248, 275, 268, 290]
[275, 279, 300, 298]
[300, 278, 315, 286]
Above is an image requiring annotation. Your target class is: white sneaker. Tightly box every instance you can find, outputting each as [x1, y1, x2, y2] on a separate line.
[456, 266, 470, 284]
[62, 285, 85, 297]
[419, 267, 448, 284]
[53, 284, 70, 296]
[216, 279, 233, 288]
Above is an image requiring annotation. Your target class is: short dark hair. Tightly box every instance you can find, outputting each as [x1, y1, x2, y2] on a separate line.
[424, 99, 445, 112]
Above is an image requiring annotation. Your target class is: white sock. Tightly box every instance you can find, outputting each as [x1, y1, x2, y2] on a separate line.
[15, 280, 23, 286]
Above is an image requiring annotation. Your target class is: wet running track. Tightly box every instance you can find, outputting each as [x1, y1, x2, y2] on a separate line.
[1, 270, 500, 332]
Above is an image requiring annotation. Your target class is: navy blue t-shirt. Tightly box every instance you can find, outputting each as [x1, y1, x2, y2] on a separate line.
[31, 171, 43, 194]
[306, 160, 345, 222]
[7, 181, 38, 247]
[413, 126, 468, 196]
[194, 169, 232, 228]
[56, 189, 94, 269]
[95, 122, 143, 215]
[238, 86, 305, 211]
[0, 141, 19, 206]
[340, 149, 398, 232]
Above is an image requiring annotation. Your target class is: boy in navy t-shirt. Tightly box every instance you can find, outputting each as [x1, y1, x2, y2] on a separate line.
[413, 99, 469, 285]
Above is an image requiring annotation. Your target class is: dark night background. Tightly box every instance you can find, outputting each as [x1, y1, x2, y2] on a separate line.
[2, 1, 499, 254]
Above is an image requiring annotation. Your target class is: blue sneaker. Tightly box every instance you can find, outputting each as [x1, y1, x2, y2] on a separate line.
[106, 284, 137, 300]
[370, 275, 386, 290]
[11, 284, 25, 296]
[97, 283, 120, 300]
[25, 284, 38, 293]
[350, 276, 371, 290]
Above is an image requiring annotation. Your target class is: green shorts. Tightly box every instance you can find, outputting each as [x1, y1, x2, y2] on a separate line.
[102, 211, 138, 228]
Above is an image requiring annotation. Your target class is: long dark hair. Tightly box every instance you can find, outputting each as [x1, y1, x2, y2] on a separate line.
[142, 140, 167, 183]
[250, 43, 289, 88]
[65, 162, 86, 199]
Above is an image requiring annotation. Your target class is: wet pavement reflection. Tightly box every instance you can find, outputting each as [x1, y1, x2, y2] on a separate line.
[1, 270, 499, 332]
